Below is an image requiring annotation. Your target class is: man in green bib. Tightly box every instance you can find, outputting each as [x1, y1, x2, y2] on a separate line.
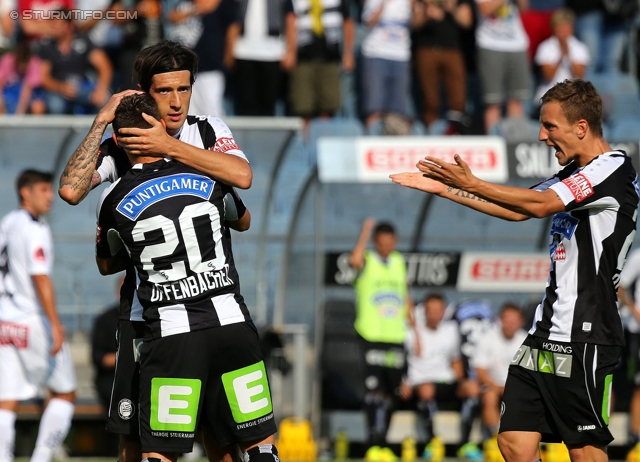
[350, 218, 411, 454]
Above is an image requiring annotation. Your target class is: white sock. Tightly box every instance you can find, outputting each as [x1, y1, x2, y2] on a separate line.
[30, 398, 74, 462]
[0, 409, 16, 462]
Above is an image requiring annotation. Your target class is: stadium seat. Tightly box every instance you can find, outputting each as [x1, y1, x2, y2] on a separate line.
[609, 117, 640, 142]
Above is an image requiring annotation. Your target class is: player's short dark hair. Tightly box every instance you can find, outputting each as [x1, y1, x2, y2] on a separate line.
[424, 293, 446, 305]
[16, 169, 53, 203]
[133, 40, 198, 92]
[373, 222, 396, 236]
[113, 93, 161, 133]
[540, 79, 603, 137]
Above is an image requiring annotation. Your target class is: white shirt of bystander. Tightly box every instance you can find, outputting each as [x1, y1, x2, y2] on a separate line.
[405, 318, 461, 386]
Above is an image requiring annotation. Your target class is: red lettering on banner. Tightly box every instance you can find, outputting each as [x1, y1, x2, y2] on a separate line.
[471, 258, 549, 282]
[213, 137, 240, 153]
[0, 321, 28, 349]
[365, 147, 498, 172]
[561, 173, 594, 203]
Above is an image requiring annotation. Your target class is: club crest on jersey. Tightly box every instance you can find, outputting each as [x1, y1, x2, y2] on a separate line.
[562, 173, 594, 203]
[116, 174, 214, 220]
[550, 213, 578, 240]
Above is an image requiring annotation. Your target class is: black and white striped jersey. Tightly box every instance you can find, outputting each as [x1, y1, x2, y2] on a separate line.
[96, 159, 251, 340]
[96, 115, 248, 183]
[95, 115, 248, 322]
[530, 151, 639, 346]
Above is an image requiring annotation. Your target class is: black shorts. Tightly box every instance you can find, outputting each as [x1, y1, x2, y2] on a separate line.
[106, 319, 145, 435]
[500, 335, 621, 445]
[139, 321, 277, 453]
[359, 336, 406, 396]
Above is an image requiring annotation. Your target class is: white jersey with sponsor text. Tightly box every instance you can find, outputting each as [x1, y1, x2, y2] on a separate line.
[0, 209, 53, 321]
[530, 151, 639, 346]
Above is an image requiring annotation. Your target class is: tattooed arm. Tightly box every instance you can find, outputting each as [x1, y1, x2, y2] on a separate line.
[59, 90, 141, 205]
[390, 172, 532, 221]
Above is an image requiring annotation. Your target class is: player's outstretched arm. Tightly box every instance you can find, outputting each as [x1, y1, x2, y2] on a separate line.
[117, 113, 253, 189]
[390, 172, 530, 221]
[398, 154, 566, 219]
[32, 274, 64, 355]
[59, 90, 142, 205]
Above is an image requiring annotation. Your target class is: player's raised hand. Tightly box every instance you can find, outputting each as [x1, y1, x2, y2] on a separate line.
[390, 172, 446, 195]
[117, 112, 169, 157]
[418, 154, 476, 191]
[95, 89, 143, 125]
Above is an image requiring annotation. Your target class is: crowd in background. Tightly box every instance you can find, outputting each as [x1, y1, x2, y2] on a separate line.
[0, 0, 638, 136]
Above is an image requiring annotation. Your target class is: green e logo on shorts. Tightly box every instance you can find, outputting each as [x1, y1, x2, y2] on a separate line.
[222, 361, 273, 423]
[150, 378, 201, 432]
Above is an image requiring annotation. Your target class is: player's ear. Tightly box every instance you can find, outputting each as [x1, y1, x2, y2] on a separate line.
[112, 131, 120, 147]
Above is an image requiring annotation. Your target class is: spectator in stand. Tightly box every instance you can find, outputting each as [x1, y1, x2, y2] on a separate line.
[75, 0, 124, 59]
[228, 0, 296, 116]
[0, 42, 47, 114]
[533, 8, 589, 113]
[472, 303, 527, 441]
[360, 0, 412, 132]
[171, 0, 237, 117]
[166, 0, 202, 48]
[519, 0, 563, 61]
[39, 9, 113, 114]
[0, 0, 16, 54]
[401, 294, 481, 460]
[565, 0, 635, 75]
[475, 0, 530, 134]
[289, 0, 354, 124]
[17, 0, 74, 44]
[412, 0, 473, 135]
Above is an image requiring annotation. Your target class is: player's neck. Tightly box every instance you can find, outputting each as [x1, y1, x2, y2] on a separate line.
[126, 154, 162, 166]
[20, 204, 40, 220]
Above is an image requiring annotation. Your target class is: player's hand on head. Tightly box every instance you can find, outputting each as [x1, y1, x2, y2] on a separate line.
[117, 113, 169, 158]
[50, 322, 65, 356]
[390, 171, 446, 195]
[95, 89, 144, 125]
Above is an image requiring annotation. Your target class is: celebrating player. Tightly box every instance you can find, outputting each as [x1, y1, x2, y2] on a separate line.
[391, 78, 639, 462]
[58, 40, 252, 462]
[96, 93, 278, 462]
